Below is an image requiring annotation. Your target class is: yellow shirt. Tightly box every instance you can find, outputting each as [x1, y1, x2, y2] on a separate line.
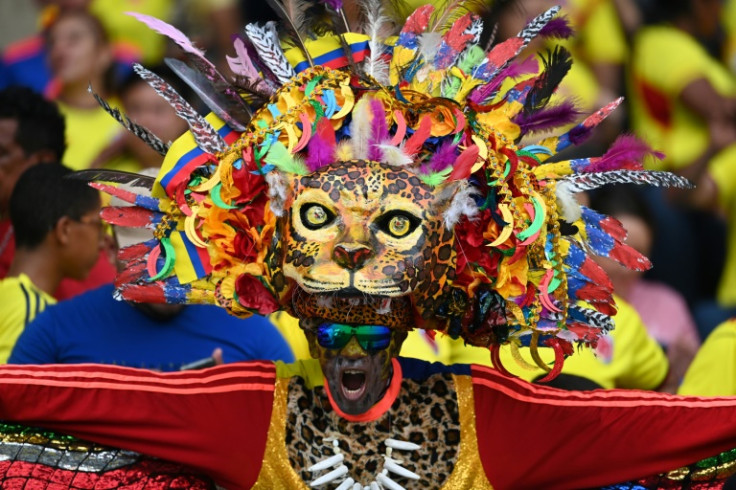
[90, 0, 173, 66]
[678, 319, 736, 396]
[629, 25, 736, 171]
[724, 0, 736, 72]
[58, 101, 124, 171]
[566, 0, 628, 65]
[401, 296, 669, 390]
[0, 274, 56, 363]
[707, 144, 736, 306]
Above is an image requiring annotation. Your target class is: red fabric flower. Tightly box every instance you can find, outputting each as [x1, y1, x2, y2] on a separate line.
[232, 164, 267, 206]
[232, 230, 259, 262]
[235, 274, 280, 314]
[454, 209, 500, 278]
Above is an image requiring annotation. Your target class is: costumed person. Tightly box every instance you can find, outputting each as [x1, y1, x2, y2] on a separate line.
[3, 2, 736, 489]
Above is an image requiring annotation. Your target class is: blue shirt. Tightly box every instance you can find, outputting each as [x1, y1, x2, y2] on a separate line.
[8, 284, 294, 371]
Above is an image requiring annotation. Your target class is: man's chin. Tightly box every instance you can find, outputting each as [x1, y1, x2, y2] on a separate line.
[331, 389, 375, 415]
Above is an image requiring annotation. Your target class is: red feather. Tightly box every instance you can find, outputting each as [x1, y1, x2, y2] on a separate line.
[101, 206, 159, 228]
[402, 5, 434, 33]
[402, 116, 432, 156]
[609, 243, 652, 271]
[448, 144, 480, 180]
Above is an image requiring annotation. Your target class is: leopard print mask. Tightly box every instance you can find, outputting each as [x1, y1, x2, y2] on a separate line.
[268, 160, 459, 330]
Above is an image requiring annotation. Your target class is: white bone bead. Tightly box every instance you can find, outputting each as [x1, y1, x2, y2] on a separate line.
[384, 459, 420, 480]
[376, 472, 406, 490]
[384, 439, 420, 451]
[307, 453, 344, 472]
[334, 477, 355, 490]
[309, 465, 348, 487]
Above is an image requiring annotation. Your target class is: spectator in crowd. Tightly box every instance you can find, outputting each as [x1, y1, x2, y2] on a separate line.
[627, 0, 736, 319]
[9, 173, 294, 370]
[46, 9, 124, 171]
[589, 185, 700, 390]
[678, 318, 736, 396]
[0, 0, 143, 97]
[0, 163, 103, 362]
[0, 87, 66, 278]
[0, 86, 116, 299]
[102, 65, 190, 173]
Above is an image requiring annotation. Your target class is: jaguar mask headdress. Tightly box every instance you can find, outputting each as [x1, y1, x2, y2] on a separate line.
[89, 0, 690, 378]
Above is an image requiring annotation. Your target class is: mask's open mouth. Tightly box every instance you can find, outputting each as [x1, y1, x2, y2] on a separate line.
[341, 369, 367, 400]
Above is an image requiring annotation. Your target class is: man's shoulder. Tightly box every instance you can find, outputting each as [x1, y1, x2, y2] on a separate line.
[398, 357, 472, 381]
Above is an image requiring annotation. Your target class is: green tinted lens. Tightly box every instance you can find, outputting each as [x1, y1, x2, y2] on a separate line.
[316, 324, 392, 353]
[316, 323, 354, 350]
[354, 325, 391, 353]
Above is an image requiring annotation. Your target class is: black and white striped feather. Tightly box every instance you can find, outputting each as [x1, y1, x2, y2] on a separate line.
[88, 85, 169, 156]
[560, 170, 694, 193]
[69, 169, 156, 189]
[244, 21, 297, 85]
[133, 64, 227, 154]
[569, 304, 614, 332]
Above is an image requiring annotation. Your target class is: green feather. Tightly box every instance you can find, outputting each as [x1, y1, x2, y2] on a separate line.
[418, 166, 452, 186]
[264, 140, 309, 175]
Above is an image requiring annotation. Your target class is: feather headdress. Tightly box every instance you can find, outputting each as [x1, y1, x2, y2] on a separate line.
[88, 1, 691, 378]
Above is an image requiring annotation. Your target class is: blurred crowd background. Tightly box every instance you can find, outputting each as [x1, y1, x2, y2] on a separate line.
[1, 0, 736, 396]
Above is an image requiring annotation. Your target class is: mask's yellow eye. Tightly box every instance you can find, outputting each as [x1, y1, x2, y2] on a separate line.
[377, 210, 420, 238]
[388, 215, 411, 237]
[300, 204, 334, 230]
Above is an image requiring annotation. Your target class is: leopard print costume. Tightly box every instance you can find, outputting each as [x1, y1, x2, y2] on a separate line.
[285, 372, 461, 488]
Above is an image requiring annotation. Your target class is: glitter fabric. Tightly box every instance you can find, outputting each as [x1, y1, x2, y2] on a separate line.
[443, 374, 494, 489]
[604, 448, 736, 489]
[0, 423, 214, 488]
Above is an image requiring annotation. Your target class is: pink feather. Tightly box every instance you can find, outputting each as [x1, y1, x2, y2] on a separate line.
[306, 118, 336, 171]
[368, 99, 389, 161]
[585, 134, 664, 173]
[126, 12, 205, 58]
[227, 37, 261, 81]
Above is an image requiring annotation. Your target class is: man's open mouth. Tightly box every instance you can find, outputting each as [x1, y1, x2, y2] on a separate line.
[340, 369, 367, 400]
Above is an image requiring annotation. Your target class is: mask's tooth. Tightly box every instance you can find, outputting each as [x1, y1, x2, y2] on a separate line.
[349, 297, 361, 306]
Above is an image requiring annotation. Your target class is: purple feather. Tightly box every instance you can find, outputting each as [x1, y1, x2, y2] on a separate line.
[539, 16, 574, 39]
[427, 141, 459, 172]
[367, 99, 389, 161]
[584, 134, 665, 173]
[513, 100, 581, 134]
[471, 57, 539, 103]
[320, 0, 343, 9]
[306, 119, 336, 171]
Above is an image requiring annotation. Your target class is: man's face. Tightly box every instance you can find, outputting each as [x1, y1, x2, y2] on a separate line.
[0, 119, 31, 216]
[62, 207, 105, 280]
[303, 321, 406, 415]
